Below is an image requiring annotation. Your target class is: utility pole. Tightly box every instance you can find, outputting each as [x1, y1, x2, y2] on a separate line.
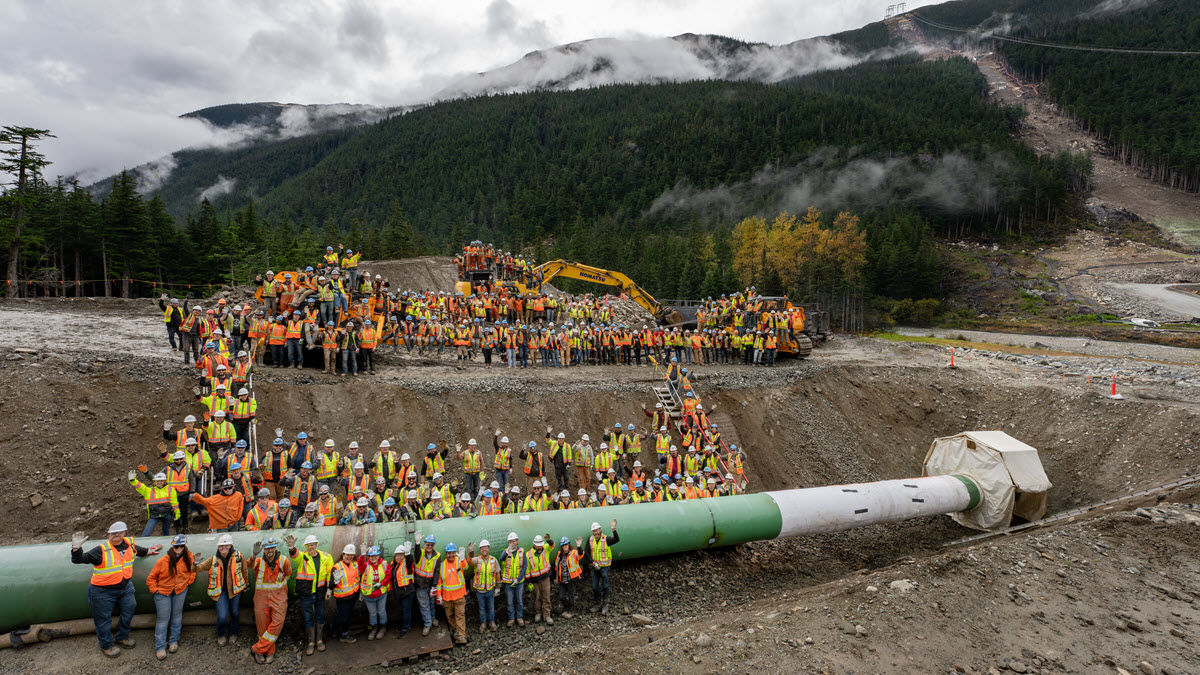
[1, 126, 55, 298]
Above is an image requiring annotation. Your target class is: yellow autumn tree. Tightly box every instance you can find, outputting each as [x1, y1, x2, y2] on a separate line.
[731, 215, 768, 284]
[829, 211, 868, 283]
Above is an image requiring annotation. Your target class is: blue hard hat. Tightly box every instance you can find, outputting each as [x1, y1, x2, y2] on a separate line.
[560, 537, 569, 546]
[368, 545, 381, 556]
[383, 497, 396, 507]
[327, 246, 334, 251]
[171, 534, 187, 546]
[483, 489, 493, 498]
[620, 485, 629, 492]
[307, 297, 316, 303]
[614, 423, 621, 428]
[230, 462, 242, 470]
[298, 432, 308, 439]
[528, 441, 536, 448]
[424, 535, 436, 544]
[306, 266, 314, 272]
[653, 477, 662, 484]
[444, 543, 457, 553]
[272, 437, 283, 445]
[301, 461, 313, 469]
[205, 341, 215, 348]
[263, 538, 278, 549]
[674, 473, 683, 480]
[634, 480, 643, 488]
[426, 443, 436, 450]
[235, 439, 247, 448]
[627, 424, 634, 430]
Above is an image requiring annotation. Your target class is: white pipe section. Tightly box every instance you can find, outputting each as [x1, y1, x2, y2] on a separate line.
[767, 475, 973, 538]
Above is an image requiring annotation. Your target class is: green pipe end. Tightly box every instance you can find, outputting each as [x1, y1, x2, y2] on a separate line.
[951, 474, 982, 511]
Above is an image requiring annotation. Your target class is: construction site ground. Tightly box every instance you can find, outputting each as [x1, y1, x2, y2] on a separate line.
[2, 291, 1200, 674]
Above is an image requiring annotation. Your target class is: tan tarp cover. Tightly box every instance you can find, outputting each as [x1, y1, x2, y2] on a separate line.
[922, 431, 1051, 531]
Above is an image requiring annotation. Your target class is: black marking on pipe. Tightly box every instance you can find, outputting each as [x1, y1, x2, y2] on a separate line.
[854, 508, 869, 514]
[842, 489, 858, 493]
[904, 484, 918, 488]
[912, 498, 925, 503]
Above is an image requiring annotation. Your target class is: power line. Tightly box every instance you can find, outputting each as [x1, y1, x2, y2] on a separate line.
[909, 13, 1200, 56]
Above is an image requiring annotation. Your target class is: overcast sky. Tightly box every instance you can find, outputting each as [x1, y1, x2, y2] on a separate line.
[0, 0, 939, 183]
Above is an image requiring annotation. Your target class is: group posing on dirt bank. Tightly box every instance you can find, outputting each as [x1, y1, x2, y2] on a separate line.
[156, 243, 804, 373]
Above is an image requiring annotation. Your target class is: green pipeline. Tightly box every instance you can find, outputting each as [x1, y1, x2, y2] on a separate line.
[0, 496, 784, 632]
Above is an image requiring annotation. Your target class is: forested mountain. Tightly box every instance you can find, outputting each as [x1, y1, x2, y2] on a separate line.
[913, 0, 1200, 192]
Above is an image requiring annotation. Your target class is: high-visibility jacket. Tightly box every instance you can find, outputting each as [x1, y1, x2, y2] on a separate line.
[291, 549, 333, 593]
[244, 502, 275, 531]
[173, 428, 202, 453]
[556, 549, 583, 582]
[414, 549, 439, 580]
[288, 474, 316, 504]
[316, 452, 340, 480]
[341, 252, 361, 269]
[90, 537, 136, 586]
[523, 450, 544, 477]
[207, 552, 247, 598]
[268, 323, 287, 346]
[436, 558, 468, 601]
[285, 320, 303, 340]
[527, 547, 550, 576]
[251, 555, 291, 598]
[262, 449, 289, 482]
[231, 359, 252, 384]
[372, 451, 397, 482]
[229, 397, 256, 421]
[589, 535, 612, 568]
[471, 556, 499, 592]
[166, 464, 190, 494]
[423, 500, 450, 519]
[625, 433, 641, 456]
[500, 548, 524, 583]
[307, 494, 334, 523]
[347, 472, 370, 495]
[359, 327, 377, 349]
[462, 450, 483, 476]
[654, 434, 670, 456]
[478, 499, 499, 516]
[206, 420, 236, 445]
[332, 560, 360, 598]
[131, 478, 180, 520]
[594, 451, 615, 473]
[523, 494, 551, 512]
[361, 559, 390, 597]
[183, 448, 211, 474]
[493, 446, 511, 471]
[423, 452, 445, 476]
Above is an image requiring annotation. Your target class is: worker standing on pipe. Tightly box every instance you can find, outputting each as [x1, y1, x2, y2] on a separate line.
[285, 534, 332, 655]
[195, 533, 249, 646]
[70, 522, 163, 658]
[248, 537, 291, 664]
[583, 520, 619, 615]
[129, 469, 180, 537]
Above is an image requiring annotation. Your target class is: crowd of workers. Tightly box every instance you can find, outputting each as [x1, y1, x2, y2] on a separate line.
[156, 243, 802, 373]
[82, 277, 752, 661]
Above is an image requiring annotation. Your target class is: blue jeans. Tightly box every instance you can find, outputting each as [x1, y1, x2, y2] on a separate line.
[334, 293, 347, 314]
[591, 566, 610, 601]
[365, 594, 388, 626]
[415, 587, 433, 627]
[506, 348, 516, 367]
[342, 349, 357, 374]
[391, 592, 413, 632]
[503, 582, 524, 621]
[320, 301, 334, 325]
[167, 325, 179, 349]
[298, 591, 326, 628]
[287, 338, 302, 366]
[464, 474, 480, 500]
[494, 469, 509, 495]
[476, 589, 495, 624]
[214, 590, 241, 638]
[518, 345, 528, 367]
[142, 515, 172, 537]
[88, 582, 136, 649]
[153, 590, 186, 651]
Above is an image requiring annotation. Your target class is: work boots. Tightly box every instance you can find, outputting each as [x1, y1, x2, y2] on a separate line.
[545, 615, 554, 625]
[421, 625, 430, 636]
[316, 624, 326, 652]
[601, 602, 609, 616]
[590, 602, 601, 614]
[102, 646, 121, 658]
[376, 626, 386, 640]
[339, 633, 356, 644]
[305, 627, 315, 655]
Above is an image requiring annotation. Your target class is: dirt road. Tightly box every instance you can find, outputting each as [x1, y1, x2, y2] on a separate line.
[1108, 283, 1200, 320]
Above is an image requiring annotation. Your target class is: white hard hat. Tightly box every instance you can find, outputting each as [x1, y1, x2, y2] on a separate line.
[532, 480, 541, 488]
[430, 491, 441, 499]
[557, 432, 565, 439]
[468, 438, 477, 445]
[325, 439, 335, 447]
[597, 484, 607, 491]
[183, 415, 197, 423]
[303, 535, 319, 546]
[633, 460, 642, 467]
[218, 534, 234, 546]
[353, 462, 364, 470]
[532, 535, 544, 546]
[380, 440, 391, 448]
[655, 402, 663, 409]
[510, 486, 520, 493]
[184, 437, 197, 445]
[349, 441, 359, 449]
[401, 453, 410, 461]
[153, 472, 167, 481]
[213, 410, 225, 417]
[560, 490, 570, 497]
[581, 434, 590, 441]
[600, 443, 608, 450]
[479, 539, 490, 548]
[406, 489, 418, 499]
[578, 488, 587, 496]
[460, 492, 471, 501]
[238, 388, 249, 396]
[172, 451, 185, 460]
[343, 544, 356, 555]
[507, 532, 519, 541]
[591, 522, 601, 530]
[107, 521, 128, 534]
[433, 472, 442, 480]
[500, 436, 509, 444]
[659, 426, 667, 432]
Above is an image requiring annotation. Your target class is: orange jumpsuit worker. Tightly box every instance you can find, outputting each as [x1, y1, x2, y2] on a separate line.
[249, 537, 292, 664]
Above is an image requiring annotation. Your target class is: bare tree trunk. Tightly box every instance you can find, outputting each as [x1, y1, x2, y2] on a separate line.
[102, 241, 111, 298]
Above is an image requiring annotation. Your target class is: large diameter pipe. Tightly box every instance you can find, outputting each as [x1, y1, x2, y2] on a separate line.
[0, 475, 979, 633]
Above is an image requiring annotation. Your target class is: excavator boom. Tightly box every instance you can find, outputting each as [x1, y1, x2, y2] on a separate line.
[534, 260, 678, 324]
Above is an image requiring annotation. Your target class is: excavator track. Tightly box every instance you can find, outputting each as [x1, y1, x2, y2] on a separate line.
[789, 334, 813, 359]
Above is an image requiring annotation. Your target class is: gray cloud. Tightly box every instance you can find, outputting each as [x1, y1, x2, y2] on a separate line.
[646, 149, 1012, 221]
[198, 176, 237, 203]
[338, 0, 390, 65]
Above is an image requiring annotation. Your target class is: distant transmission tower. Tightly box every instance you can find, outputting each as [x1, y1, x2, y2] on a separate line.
[885, 4, 895, 19]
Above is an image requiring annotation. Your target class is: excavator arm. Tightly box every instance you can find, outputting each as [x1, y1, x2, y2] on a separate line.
[533, 260, 679, 324]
